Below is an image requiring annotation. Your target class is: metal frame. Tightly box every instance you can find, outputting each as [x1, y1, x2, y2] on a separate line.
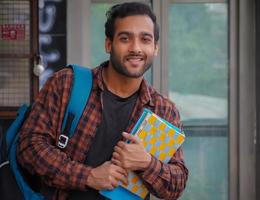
[31, 0, 39, 103]
[237, 0, 256, 200]
[229, 0, 239, 199]
[256, 1, 260, 199]
[152, 0, 169, 94]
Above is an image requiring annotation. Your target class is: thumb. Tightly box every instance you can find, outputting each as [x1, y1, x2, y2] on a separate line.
[122, 132, 140, 144]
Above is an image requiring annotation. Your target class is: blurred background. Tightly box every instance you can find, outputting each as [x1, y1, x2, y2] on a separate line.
[0, 0, 258, 200]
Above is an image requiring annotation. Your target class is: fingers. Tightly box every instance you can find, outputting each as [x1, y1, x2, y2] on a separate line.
[122, 132, 140, 144]
[112, 147, 125, 168]
[113, 163, 128, 177]
[113, 170, 128, 186]
[111, 152, 121, 166]
[116, 141, 125, 149]
[104, 163, 129, 189]
[107, 174, 128, 189]
[110, 163, 128, 186]
[106, 175, 120, 190]
[88, 161, 129, 191]
[110, 178, 119, 189]
[112, 143, 124, 163]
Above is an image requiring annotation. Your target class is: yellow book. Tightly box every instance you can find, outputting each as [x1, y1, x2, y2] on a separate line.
[100, 109, 185, 200]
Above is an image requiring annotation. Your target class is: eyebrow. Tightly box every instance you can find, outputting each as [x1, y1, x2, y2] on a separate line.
[117, 31, 154, 38]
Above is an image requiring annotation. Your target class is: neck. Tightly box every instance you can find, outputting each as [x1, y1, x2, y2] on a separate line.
[102, 62, 143, 98]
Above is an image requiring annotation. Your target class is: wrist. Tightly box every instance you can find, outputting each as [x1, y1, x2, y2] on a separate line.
[86, 168, 95, 188]
[141, 153, 152, 171]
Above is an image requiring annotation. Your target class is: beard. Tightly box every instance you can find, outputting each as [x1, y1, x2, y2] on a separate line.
[110, 48, 153, 78]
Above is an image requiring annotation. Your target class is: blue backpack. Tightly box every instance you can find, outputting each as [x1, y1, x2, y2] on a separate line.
[0, 65, 92, 200]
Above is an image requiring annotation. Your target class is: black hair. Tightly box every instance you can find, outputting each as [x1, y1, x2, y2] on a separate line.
[105, 2, 159, 42]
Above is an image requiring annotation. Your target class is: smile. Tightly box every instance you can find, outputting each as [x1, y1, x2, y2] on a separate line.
[126, 57, 144, 61]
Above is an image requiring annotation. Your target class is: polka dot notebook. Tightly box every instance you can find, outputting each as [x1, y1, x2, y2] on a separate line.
[100, 109, 185, 200]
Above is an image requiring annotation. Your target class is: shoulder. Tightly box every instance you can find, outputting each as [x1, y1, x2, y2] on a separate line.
[52, 67, 74, 82]
[48, 66, 99, 91]
[150, 87, 178, 114]
[38, 67, 75, 102]
[41, 67, 74, 87]
[148, 86, 182, 128]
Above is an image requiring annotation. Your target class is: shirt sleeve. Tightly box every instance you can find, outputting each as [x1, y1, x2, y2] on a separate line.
[17, 69, 92, 191]
[137, 103, 189, 200]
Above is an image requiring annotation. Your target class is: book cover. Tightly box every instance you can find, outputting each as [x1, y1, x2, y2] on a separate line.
[100, 108, 185, 200]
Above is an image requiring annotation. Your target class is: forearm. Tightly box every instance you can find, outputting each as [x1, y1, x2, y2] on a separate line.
[15, 68, 94, 190]
[138, 149, 188, 200]
[17, 130, 92, 190]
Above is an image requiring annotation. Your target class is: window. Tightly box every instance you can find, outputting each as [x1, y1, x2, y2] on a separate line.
[0, 0, 38, 118]
[168, 2, 228, 200]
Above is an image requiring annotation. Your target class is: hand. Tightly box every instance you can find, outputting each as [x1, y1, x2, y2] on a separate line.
[112, 132, 151, 171]
[86, 161, 128, 190]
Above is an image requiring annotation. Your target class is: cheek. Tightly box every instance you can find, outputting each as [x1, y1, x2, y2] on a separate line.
[113, 45, 128, 56]
[146, 49, 157, 58]
[144, 44, 158, 56]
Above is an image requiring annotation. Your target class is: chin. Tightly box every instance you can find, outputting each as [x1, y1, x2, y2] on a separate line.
[128, 70, 146, 78]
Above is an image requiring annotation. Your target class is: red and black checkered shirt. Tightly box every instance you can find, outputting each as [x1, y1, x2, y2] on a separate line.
[17, 64, 188, 200]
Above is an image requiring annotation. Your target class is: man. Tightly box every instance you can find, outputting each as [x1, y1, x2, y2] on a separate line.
[18, 2, 188, 200]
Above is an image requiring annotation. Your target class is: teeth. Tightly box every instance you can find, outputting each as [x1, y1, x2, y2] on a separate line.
[127, 58, 142, 61]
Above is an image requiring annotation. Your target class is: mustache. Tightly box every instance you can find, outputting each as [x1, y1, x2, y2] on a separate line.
[125, 53, 144, 58]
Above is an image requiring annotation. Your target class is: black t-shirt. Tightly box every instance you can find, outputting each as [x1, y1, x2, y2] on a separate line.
[69, 88, 138, 200]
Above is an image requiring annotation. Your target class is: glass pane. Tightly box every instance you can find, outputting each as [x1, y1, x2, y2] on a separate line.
[183, 135, 228, 200]
[0, 1, 31, 54]
[0, 1, 31, 106]
[90, 3, 111, 68]
[0, 58, 30, 106]
[90, 2, 152, 83]
[169, 3, 228, 125]
[168, 3, 228, 200]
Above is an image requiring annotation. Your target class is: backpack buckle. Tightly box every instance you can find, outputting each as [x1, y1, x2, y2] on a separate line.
[58, 134, 69, 149]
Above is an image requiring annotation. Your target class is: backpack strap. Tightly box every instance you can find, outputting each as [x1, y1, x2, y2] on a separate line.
[58, 65, 92, 149]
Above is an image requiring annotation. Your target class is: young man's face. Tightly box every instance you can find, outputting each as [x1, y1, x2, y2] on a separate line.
[105, 15, 158, 78]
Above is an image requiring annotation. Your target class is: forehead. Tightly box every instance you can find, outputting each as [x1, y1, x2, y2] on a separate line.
[114, 15, 154, 36]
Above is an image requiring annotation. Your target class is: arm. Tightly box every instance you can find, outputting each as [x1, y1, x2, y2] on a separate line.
[17, 70, 127, 191]
[139, 148, 188, 200]
[17, 70, 91, 190]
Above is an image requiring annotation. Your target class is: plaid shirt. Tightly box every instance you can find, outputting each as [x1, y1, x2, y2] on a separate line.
[17, 63, 188, 200]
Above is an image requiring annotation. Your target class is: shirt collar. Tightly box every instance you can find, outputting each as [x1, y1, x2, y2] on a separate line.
[93, 61, 154, 107]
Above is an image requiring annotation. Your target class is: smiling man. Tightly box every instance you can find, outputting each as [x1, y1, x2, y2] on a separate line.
[17, 2, 188, 200]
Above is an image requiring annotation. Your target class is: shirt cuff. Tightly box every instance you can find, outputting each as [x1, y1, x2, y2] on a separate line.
[137, 155, 161, 185]
[73, 164, 93, 191]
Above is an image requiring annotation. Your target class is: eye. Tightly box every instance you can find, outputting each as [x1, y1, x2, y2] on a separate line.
[119, 36, 129, 42]
[142, 37, 152, 43]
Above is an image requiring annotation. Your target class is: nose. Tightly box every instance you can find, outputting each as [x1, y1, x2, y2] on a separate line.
[128, 38, 141, 54]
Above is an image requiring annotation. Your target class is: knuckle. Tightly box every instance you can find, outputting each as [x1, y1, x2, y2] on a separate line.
[122, 161, 127, 168]
[108, 176, 113, 183]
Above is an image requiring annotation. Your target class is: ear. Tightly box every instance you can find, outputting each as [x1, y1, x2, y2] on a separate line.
[105, 37, 112, 53]
[154, 42, 159, 56]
